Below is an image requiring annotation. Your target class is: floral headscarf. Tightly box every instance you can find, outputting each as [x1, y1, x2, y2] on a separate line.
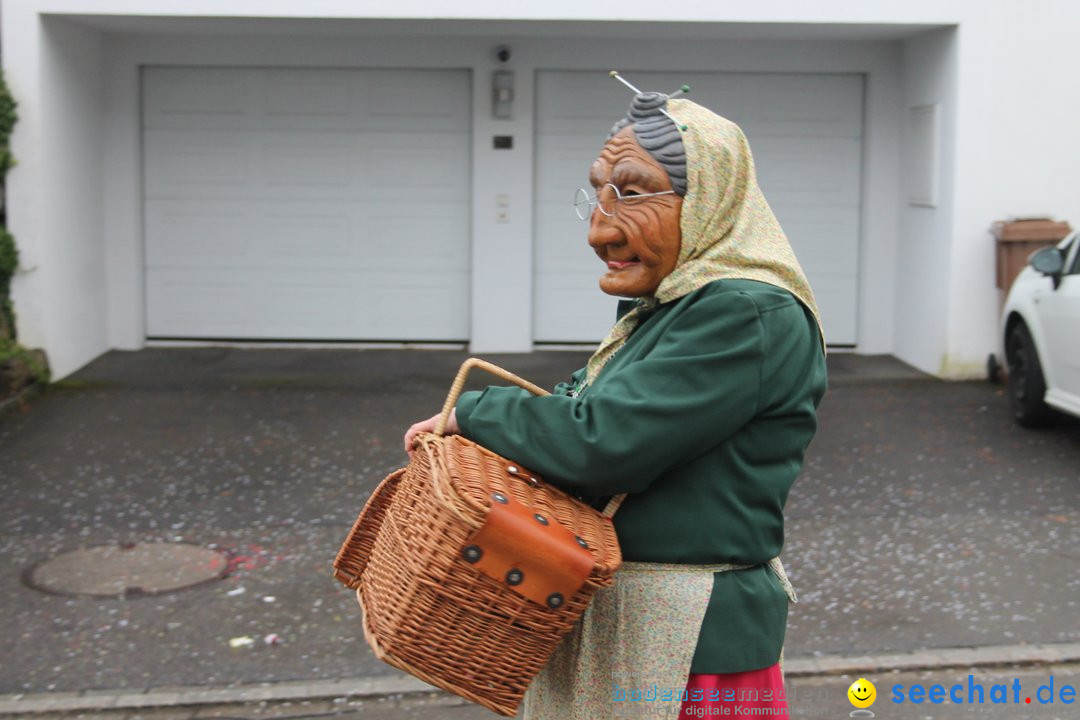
[582, 98, 824, 387]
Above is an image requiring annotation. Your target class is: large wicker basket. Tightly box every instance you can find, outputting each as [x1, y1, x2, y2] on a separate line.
[333, 359, 623, 716]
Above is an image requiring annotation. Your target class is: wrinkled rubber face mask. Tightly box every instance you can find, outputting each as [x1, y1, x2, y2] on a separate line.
[585, 127, 683, 299]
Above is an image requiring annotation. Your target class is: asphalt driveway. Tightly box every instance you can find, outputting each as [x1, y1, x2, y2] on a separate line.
[0, 348, 1077, 695]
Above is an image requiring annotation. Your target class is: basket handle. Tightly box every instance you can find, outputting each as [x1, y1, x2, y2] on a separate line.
[435, 358, 551, 435]
[434, 357, 627, 520]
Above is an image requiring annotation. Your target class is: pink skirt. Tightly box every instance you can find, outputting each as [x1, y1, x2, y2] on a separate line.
[680, 663, 788, 717]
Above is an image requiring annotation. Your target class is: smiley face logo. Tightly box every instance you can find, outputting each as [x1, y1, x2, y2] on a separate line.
[848, 678, 877, 709]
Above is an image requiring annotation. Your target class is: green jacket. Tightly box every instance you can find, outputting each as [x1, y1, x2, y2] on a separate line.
[456, 278, 827, 672]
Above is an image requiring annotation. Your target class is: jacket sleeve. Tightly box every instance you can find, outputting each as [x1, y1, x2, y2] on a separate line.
[455, 291, 765, 496]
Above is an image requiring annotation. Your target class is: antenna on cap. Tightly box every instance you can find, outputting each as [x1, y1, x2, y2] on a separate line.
[610, 71, 689, 132]
[609, 70, 643, 94]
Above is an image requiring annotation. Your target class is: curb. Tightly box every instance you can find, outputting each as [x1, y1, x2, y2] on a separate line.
[2, 642, 1079, 716]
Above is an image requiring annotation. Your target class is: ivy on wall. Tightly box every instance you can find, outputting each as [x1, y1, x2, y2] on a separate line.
[0, 71, 49, 390]
[0, 226, 16, 340]
[0, 71, 16, 341]
[0, 70, 16, 179]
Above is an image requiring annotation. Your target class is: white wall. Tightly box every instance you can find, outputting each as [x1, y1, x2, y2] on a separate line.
[6, 16, 106, 379]
[103, 49, 143, 351]
[470, 56, 535, 353]
[3, 2, 47, 360]
[42, 19, 106, 378]
[0, 0, 965, 25]
[895, 27, 957, 375]
[890, 3, 1080, 379]
[943, 4, 1080, 378]
[857, 47, 902, 355]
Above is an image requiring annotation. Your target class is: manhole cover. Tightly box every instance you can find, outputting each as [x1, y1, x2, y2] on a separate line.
[26, 542, 230, 597]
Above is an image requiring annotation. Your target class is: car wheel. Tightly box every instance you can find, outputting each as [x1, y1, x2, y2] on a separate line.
[1006, 322, 1053, 427]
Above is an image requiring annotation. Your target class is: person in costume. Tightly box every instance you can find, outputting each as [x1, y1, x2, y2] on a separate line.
[405, 84, 826, 719]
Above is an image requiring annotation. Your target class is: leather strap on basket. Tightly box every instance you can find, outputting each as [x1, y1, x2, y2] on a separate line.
[436, 358, 626, 519]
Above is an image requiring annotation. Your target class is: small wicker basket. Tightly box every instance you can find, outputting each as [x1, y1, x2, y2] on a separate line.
[333, 358, 623, 716]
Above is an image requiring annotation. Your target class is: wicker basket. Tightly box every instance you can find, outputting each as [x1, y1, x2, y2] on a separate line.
[333, 358, 622, 716]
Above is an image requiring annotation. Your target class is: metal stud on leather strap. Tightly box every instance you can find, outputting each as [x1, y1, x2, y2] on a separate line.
[491, 492, 508, 505]
[505, 568, 524, 586]
[534, 513, 548, 525]
[575, 536, 589, 549]
[546, 593, 564, 609]
[462, 545, 483, 563]
[506, 465, 541, 488]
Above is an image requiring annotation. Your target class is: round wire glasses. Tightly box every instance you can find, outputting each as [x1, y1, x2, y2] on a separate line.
[573, 183, 677, 220]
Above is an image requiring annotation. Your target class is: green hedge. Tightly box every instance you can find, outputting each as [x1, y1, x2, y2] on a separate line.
[0, 71, 15, 178]
[0, 72, 16, 344]
[0, 226, 16, 341]
[0, 71, 45, 388]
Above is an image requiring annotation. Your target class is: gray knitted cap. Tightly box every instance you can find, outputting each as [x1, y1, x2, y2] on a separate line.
[609, 91, 688, 197]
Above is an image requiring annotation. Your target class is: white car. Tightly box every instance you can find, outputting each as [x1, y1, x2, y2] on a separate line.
[1000, 231, 1080, 426]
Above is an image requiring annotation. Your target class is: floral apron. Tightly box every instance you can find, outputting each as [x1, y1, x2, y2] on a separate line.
[523, 558, 796, 719]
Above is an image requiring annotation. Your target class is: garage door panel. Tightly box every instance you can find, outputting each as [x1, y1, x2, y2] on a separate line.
[536, 72, 634, 133]
[536, 71, 861, 140]
[147, 267, 469, 340]
[144, 67, 471, 340]
[373, 143, 470, 193]
[145, 129, 469, 202]
[362, 139, 469, 202]
[808, 282, 858, 346]
[678, 73, 862, 139]
[367, 75, 469, 124]
[146, 199, 468, 272]
[534, 212, 592, 271]
[534, 70, 862, 346]
[753, 137, 862, 206]
[640, 72, 861, 139]
[535, 139, 607, 204]
[262, 70, 353, 119]
[146, 68, 471, 133]
[777, 207, 860, 277]
[357, 271, 470, 339]
[144, 132, 251, 189]
[365, 212, 470, 271]
[264, 141, 355, 187]
[144, 207, 252, 263]
[261, 69, 470, 126]
[147, 274, 250, 335]
[262, 214, 353, 260]
[143, 68, 251, 123]
[263, 282, 354, 332]
[534, 271, 616, 342]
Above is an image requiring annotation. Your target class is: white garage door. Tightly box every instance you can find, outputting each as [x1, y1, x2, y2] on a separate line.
[534, 71, 862, 346]
[143, 67, 471, 341]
